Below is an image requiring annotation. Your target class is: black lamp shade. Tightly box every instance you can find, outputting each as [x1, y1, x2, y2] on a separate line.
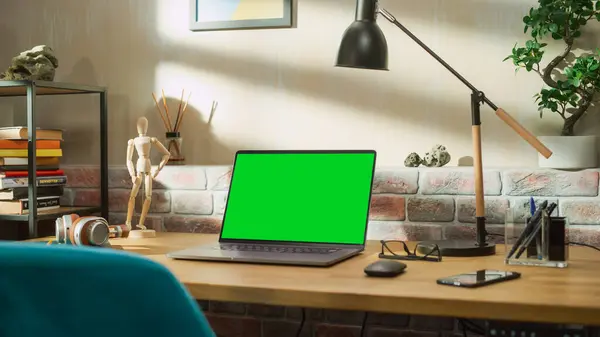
[336, 21, 389, 71]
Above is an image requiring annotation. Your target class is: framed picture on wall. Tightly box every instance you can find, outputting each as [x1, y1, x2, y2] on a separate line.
[189, 0, 293, 32]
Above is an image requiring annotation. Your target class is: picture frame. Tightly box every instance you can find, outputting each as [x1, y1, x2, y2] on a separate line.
[189, 0, 293, 32]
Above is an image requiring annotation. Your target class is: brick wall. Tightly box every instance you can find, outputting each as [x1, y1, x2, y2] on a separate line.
[58, 165, 600, 336]
[198, 300, 470, 337]
[195, 300, 596, 337]
[61, 165, 600, 246]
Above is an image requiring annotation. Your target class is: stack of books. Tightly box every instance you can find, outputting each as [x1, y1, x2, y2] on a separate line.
[0, 127, 66, 214]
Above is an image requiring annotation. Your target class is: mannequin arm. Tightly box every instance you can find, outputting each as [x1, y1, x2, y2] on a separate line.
[126, 139, 136, 180]
[151, 137, 170, 178]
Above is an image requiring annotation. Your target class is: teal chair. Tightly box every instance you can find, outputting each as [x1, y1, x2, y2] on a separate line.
[0, 241, 215, 337]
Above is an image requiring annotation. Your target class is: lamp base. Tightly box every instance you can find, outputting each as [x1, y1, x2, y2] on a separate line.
[418, 240, 496, 257]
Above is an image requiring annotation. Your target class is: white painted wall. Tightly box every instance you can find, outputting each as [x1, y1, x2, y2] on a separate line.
[0, 0, 598, 167]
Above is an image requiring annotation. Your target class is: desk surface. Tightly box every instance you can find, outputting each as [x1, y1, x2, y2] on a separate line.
[54, 233, 600, 325]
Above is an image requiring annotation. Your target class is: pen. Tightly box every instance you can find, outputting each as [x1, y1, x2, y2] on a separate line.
[506, 200, 548, 260]
[515, 202, 557, 259]
[530, 197, 539, 258]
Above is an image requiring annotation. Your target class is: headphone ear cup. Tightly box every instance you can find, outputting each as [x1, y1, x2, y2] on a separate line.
[57, 214, 78, 244]
[55, 216, 65, 243]
[69, 218, 83, 246]
[70, 216, 108, 246]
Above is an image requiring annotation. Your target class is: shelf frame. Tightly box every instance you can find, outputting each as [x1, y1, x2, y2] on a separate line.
[0, 206, 102, 222]
[0, 80, 106, 96]
[0, 80, 109, 238]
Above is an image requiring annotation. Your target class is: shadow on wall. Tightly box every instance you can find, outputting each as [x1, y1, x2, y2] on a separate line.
[18, 57, 105, 165]
[0, 0, 557, 167]
[154, 0, 557, 164]
[143, 96, 233, 165]
[0, 23, 19, 127]
[381, 0, 533, 36]
[160, 38, 478, 140]
[0, 0, 231, 165]
[0, 23, 18, 68]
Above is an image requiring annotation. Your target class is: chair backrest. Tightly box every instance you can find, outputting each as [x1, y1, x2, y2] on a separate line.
[0, 241, 215, 337]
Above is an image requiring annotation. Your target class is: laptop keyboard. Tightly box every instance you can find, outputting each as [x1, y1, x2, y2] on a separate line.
[219, 244, 341, 254]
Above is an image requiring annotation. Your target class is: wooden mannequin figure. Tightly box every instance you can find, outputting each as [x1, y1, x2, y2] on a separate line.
[125, 117, 170, 238]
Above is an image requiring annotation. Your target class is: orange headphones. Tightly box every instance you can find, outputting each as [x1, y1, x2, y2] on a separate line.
[54, 214, 129, 247]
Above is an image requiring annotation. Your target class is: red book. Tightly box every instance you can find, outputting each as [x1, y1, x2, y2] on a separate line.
[1, 169, 64, 178]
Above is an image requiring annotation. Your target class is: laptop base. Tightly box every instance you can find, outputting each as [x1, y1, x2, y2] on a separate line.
[167, 243, 363, 267]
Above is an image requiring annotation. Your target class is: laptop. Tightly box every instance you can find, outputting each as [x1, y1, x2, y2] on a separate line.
[167, 150, 377, 267]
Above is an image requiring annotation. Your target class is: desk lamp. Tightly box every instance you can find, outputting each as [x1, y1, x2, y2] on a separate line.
[337, 0, 553, 257]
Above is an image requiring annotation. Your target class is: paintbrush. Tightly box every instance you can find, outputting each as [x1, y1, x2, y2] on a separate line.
[175, 91, 192, 132]
[161, 89, 173, 131]
[207, 100, 218, 125]
[174, 89, 185, 132]
[152, 92, 170, 131]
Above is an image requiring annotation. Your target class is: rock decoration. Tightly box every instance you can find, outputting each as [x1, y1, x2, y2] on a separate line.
[0, 45, 58, 81]
[404, 145, 451, 168]
[404, 152, 422, 167]
[422, 144, 451, 167]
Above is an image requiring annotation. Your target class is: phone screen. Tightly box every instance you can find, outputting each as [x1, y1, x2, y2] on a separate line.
[438, 270, 519, 287]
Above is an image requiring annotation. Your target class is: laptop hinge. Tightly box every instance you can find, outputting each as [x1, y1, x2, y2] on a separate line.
[218, 239, 365, 250]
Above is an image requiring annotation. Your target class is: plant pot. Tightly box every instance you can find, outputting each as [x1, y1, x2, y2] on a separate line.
[538, 135, 598, 169]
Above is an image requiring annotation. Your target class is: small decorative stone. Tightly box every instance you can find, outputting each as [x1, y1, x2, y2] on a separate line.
[1, 45, 59, 81]
[422, 144, 451, 167]
[404, 152, 422, 167]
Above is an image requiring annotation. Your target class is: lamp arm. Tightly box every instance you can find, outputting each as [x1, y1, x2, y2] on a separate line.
[377, 6, 553, 159]
[495, 108, 552, 158]
[377, 8, 481, 96]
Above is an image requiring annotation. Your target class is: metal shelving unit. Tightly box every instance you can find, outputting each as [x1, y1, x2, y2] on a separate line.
[0, 80, 108, 239]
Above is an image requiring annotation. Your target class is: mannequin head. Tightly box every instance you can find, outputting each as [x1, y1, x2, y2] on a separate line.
[137, 117, 148, 136]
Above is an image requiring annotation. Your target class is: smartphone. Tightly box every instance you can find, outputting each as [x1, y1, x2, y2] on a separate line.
[436, 270, 521, 288]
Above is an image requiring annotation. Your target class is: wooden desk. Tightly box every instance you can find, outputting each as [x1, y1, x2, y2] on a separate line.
[50, 233, 600, 326]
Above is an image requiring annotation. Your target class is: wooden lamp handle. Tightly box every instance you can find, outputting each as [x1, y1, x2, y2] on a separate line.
[495, 108, 553, 159]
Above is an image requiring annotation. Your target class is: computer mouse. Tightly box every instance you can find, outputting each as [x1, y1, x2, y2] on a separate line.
[364, 260, 407, 277]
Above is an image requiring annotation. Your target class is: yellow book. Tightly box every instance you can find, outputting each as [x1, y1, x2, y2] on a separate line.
[0, 149, 62, 157]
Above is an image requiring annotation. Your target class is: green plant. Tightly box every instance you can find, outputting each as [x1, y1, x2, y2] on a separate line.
[504, 0, 600, 136]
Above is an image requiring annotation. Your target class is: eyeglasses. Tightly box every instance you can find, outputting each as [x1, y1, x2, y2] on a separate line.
[379, 240, 442, 262]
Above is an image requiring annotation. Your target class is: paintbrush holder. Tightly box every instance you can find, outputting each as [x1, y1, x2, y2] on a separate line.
[504, 208, 569, 268]
[165, 132, 184, 165]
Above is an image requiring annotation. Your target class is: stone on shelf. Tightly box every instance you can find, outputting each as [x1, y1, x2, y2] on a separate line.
[404, 152, 422, 167]
[422, 144, 451, 167]
[0, 45, 59, 81]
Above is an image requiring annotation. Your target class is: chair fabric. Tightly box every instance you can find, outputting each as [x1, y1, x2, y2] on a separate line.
[0, 241, 215, 337]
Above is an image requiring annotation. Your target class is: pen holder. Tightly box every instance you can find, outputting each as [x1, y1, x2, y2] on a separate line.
[504, 208, 569, 268]
[164, 132, 184, 165]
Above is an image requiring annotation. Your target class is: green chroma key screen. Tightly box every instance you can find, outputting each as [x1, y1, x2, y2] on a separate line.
[220, 151, 376, 245]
